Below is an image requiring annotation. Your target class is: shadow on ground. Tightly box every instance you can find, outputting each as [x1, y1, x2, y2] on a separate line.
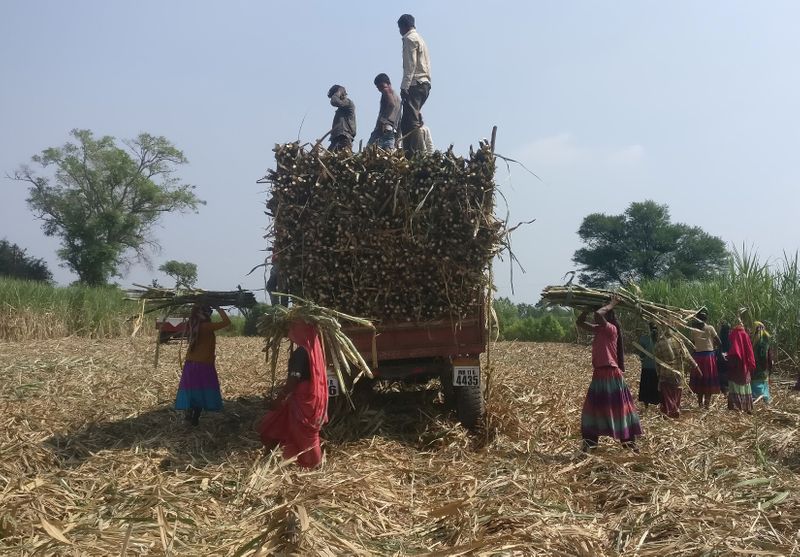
[44, 395, 267, 468]
[43, 382, 471, 468]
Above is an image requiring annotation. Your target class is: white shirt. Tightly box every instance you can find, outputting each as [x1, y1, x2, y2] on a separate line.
[401, 28, 431, 91]
[421, 126, 434, 153]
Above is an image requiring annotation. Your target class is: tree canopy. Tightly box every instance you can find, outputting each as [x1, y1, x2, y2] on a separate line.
[159, 260, 198, 289]
[0, 239, 53, 282]
[573, 200, 728, 287]
[12, 129, 203, 285]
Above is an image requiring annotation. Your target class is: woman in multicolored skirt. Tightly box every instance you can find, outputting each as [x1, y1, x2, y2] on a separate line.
[727, 317, 755, 413]
[576, 296, 642, 451]
[654, 326, 699, 419]
[175, 305, 230, 425]
[688, 309, 721, 409]
[750, 321, 773, 404]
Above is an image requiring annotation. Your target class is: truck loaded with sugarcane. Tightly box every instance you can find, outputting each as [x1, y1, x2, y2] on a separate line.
[261, 138, 504, 428]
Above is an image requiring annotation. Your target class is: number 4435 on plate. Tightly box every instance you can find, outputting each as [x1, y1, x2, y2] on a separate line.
[452, 358, 480, 387]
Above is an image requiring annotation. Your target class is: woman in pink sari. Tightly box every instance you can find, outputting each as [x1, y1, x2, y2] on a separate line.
[259, 321, 329, 468]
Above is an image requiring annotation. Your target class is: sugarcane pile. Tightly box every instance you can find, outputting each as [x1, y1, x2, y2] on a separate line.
[263, 142, 504, 322]
[126, 284, 257, 313]
[258, 295, 375, 399]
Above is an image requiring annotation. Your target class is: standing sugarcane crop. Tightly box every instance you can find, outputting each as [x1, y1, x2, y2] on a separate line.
[576, 296, 642, 452]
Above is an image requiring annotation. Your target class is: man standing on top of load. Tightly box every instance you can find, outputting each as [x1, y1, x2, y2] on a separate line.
[397, 14, 431, 155]
[368, 73, 401, 150]
[327, 84, 356, 152]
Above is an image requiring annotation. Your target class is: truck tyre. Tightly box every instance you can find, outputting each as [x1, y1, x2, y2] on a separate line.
[455, 384, 484, 429]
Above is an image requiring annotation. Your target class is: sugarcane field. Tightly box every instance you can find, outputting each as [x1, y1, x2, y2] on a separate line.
[4, 3, 800, 557]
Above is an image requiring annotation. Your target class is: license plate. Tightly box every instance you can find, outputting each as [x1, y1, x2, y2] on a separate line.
[327, 373, 340, 397]
[453, 365, 480, 387]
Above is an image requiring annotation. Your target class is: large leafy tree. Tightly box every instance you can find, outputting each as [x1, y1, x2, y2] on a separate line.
[0, 239, 53, 282]
[159, 260, 198, 289]
[12, 129, 203, 285]
[573, 200, 728, 286]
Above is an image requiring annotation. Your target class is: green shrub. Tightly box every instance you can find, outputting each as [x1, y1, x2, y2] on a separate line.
[243, 303, 269, 336]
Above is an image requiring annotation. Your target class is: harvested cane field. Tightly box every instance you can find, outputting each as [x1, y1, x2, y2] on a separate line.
[3, 338, 800, 556]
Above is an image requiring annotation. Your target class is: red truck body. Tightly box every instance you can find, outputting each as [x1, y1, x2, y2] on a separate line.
[343, 302, 486, 379]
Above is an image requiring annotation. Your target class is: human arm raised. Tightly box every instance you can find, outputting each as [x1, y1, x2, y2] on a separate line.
[208, 307, 231, 331]
[594, 295, 621, 326]
[329, 91, 353, 110]
[576, 309, 595, 333]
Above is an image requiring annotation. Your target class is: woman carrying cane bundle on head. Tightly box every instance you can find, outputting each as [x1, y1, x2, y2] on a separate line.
[576, 295, 642, 452]
[175, 305, 230, 425]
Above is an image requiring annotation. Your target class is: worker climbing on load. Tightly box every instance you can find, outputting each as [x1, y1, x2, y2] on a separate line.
[327, 84, 356, 152]
[397, 13, 431, 155]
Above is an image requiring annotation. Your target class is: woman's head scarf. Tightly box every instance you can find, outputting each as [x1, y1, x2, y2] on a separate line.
[753, 321, 771, 362]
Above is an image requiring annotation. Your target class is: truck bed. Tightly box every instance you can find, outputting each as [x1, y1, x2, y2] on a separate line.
[343, 309, 486, 364]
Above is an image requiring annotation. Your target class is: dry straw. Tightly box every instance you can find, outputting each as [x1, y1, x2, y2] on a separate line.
[3, 337, 800, 555]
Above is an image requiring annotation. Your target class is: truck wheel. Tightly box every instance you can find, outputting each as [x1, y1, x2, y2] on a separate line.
[455, 384, 484, 429]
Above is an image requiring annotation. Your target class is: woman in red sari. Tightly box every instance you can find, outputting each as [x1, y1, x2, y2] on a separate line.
[259, 321, 329, 468]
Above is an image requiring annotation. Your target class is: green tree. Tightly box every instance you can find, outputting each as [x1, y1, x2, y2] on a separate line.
[0, 239, 53, 282]
[12, 129, 203, 285]
[534, 314, 565, 342]
[159, 260, 198, 289]
[573, 200, 727, 287]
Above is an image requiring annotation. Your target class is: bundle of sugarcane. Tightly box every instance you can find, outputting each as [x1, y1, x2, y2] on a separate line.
[262, 141, 503, 322]
[258, 295, 375, 401]
[540, 284, 701, 344]
[127, 284, 257, 313]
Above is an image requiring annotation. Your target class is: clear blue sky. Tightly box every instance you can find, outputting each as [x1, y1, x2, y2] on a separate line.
[2, 1, 799, 303]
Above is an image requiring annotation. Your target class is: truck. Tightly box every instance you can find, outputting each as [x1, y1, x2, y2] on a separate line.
[155, 317, 187, 344]
[340, 299, 488, 429]
[265, 135, 499, 430]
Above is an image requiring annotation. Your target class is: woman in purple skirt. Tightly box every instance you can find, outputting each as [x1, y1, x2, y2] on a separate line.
[175, 304, 231, 425]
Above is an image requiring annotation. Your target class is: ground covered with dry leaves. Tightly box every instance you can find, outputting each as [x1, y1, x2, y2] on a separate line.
[2, 338, 800, 556]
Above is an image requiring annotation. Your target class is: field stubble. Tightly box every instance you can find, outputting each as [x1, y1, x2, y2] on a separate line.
[1, 338, 799, 555]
